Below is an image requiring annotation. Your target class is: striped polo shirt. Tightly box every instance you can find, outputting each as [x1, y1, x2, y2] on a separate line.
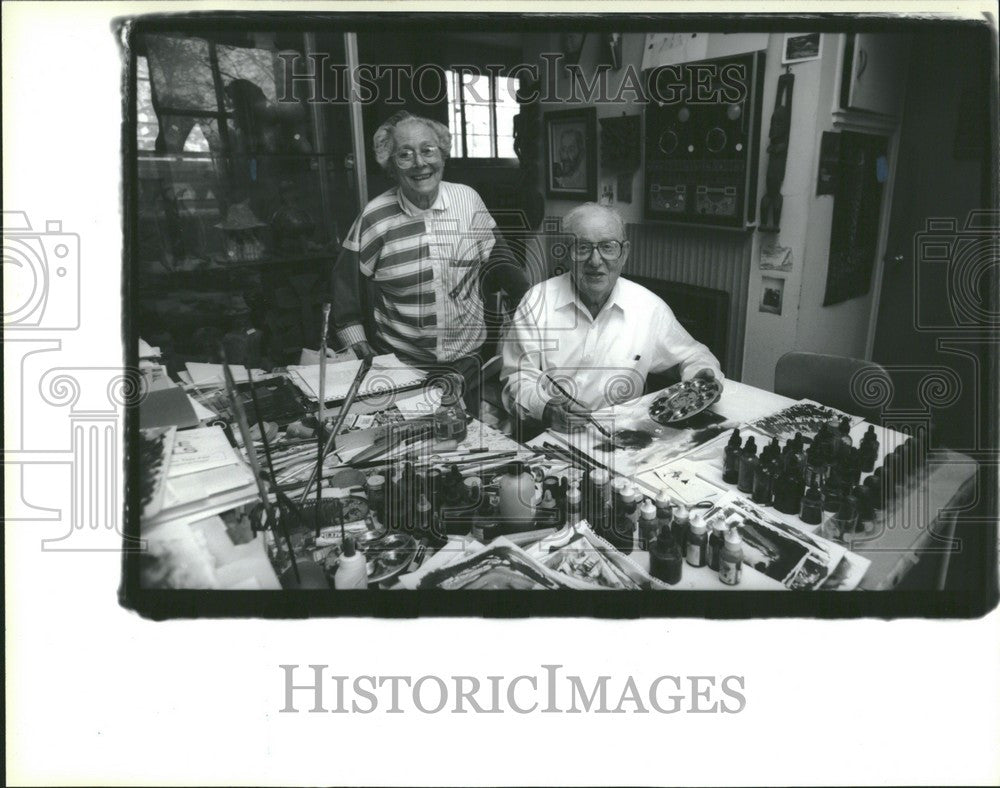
[340, 182, 497, 363]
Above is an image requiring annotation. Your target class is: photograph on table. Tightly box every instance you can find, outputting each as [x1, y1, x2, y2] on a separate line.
[700, 491, 869, 591]
[748, 400, 864, 443]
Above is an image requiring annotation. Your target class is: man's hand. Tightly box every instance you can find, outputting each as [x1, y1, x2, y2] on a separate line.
[351, 340, 376, 360]
[693, 367, 723, 391]
[542, 398, 592, 433]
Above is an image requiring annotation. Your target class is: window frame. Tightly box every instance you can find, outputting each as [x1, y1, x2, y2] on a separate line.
[446, 68, 519, 165]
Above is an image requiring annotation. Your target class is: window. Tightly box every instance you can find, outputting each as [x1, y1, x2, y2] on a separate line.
[137, 57, 160, 151]
[446, 69, 519, 159]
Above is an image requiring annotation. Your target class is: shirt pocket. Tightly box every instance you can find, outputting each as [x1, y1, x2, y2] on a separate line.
[597, 356, 650, 405]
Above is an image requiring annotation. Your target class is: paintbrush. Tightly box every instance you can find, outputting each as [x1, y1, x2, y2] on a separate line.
[315, 303, 331, 534]
[543, 373, 614, 438]
[298, 353, 374, 505]
[221, 347, 300, 584]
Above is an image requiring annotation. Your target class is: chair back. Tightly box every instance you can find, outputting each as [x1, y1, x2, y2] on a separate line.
[774, 351, 890, 424]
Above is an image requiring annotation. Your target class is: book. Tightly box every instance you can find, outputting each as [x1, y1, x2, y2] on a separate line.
[287, 353, 426, 405]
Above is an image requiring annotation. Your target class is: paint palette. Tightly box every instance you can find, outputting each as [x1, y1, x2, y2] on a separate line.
[648, 377, 723, 425]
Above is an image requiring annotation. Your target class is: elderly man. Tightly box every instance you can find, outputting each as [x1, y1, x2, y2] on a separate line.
[331, 110, 527, 413]
[501, 203, 723, 432]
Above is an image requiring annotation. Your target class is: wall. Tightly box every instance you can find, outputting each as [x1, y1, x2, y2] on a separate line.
[739, 37, 827, 388]
[741, 34, 902, 389]
[521, 32, 764, 378]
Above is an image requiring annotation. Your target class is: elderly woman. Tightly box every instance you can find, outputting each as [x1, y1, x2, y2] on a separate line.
[331, 111, 527, 414]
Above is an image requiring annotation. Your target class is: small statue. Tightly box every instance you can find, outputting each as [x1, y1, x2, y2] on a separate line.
[760, 72, 794, 232]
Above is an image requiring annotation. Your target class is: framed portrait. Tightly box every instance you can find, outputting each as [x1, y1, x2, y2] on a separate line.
[545, 107, 597, 201]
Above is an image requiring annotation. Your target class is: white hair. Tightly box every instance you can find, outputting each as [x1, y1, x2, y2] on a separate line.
[562, 203, 626, 240]
[373, 111, 452, 172]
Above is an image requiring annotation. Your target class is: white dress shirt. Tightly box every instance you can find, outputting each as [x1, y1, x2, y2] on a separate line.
[500, 273, 724, 421]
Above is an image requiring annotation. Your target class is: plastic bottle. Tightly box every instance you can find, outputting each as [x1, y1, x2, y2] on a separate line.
[852, 484, 874, 532]
[722, 429, 741, 484]
[833, 416, 852, 459]
[638, 498, 658, 550]
[799, 485, 824, 525]
[615, 483, 639, 552]
[737, 437, 758, 493]
[365, 474, 385, 524]
[831, 497, 858, 540]
[805, 442, 827, 488]
[539, 488, 560, 527]
[752, 456, 776, 506]
[587, 468, 611, 533]
[433, 375, 467, 442]
[334, 536, 368, 589]
[565, 482, 582, 526]
[498, 462, 536, 524]
[649, 525, 683, 585]
[707, 519, 728, 570]
[672, 502, 690, 549]
[718, 526, 743, 586]
[654, 493, 674, 528]
[685, 512, 708, 567]
[822, 478, 844, 513]
[859, 425, 879, 473]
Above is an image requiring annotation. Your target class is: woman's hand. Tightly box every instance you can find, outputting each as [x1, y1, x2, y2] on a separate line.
[352, 341, 376, 360]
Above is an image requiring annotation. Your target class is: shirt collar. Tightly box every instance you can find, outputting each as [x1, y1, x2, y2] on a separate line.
[397, 183, 448, 216]
[554, 273, 626, 318]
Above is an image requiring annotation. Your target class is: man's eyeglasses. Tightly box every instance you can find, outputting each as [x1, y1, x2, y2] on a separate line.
[393, 144, 442, 169]
[572, 240, 625, 261]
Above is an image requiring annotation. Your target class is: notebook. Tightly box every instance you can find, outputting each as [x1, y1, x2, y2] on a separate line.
[287, 353, 426, 405]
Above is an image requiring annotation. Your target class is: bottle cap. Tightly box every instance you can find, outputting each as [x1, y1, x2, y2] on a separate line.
[341, 535, 356, 557]
[674, 502, 690, 523]
[621, 482, 637, 500]
[688, 512, 707, 534]
[612, 476, 628, 493]
[725, 526, 742, 545]
[805, 485, 822, 501]
[728, 428, 741, 447]
[566, 483, 582, 505]
[640, 499, 657, 519]
[541, 489, 556, 508]
[367, 474, 385, 489]
[590, 468, 609, 486]
[417, 494, 432, 513]
[655, 492, 673, 510]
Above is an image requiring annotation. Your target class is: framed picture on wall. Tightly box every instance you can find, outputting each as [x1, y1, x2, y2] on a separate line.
[782, 33, 822, 64]
[545, 107, 597, 201]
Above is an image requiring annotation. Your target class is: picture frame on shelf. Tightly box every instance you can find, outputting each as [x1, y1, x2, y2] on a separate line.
[545, 107, 597, 201]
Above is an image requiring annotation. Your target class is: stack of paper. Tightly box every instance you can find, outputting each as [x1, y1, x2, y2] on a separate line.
[183, 362, 266, 387]
[143, 425, 260, 530]
[287, 353, 426, 404]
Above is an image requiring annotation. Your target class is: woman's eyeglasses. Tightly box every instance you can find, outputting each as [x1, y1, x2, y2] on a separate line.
[571, 240, 625, 261]
[393, 144, 442, 169]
